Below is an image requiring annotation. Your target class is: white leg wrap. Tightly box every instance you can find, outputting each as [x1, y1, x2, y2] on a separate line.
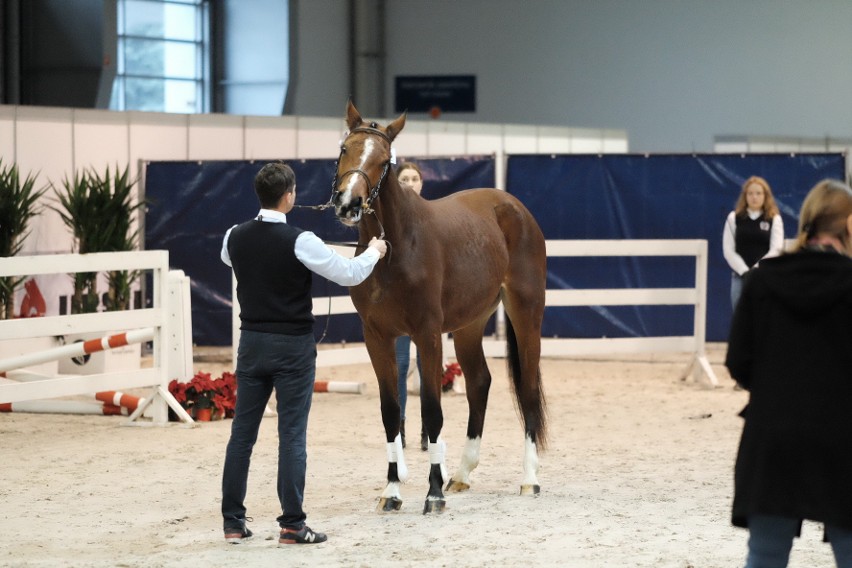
[386, 433, 408, 482]
[428, 437, 448, 484]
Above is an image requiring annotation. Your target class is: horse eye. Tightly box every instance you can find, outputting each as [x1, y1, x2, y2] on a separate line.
[369, 122, 378, 129]
[340, 145, 346, 153]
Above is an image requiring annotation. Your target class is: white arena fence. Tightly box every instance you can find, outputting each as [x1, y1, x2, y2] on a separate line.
[0, 251, 195, 424]
[232, 239, 718, 387]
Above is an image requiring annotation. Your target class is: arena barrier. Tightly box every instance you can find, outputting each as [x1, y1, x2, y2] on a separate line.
[231, 240, 718, 386]
[0, 252, 196, 424]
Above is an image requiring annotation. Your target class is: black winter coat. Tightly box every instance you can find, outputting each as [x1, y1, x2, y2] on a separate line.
[726, 249, 852, 532]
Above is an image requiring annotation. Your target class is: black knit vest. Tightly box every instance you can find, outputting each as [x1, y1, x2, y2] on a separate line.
[735, 214, 772, 269]
[227, 220, 314, 335]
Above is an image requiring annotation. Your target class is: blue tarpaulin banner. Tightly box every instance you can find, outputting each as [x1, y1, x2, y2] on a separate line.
[144, 157, 496, 345]
[506, 153, 847, 342]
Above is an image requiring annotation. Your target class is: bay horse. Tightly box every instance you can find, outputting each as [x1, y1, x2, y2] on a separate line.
[332, 100, 547, 514]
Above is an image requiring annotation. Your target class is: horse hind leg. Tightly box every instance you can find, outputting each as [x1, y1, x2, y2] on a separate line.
[445, 320, 492, 493]
[502, 294, 546, 496]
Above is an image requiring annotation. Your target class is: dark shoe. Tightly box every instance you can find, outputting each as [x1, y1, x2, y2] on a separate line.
[420, 425, 428, 452]
[224, 524, 253, 544]
[400, 418, 406, 448]
[279, 525, 328, 545]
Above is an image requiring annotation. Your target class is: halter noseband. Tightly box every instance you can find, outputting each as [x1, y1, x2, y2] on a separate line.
[332, 126, 393, 212]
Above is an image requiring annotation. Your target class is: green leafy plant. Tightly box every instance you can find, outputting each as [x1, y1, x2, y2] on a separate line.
[0, 160, 47, 319]
[51, 165, 145, 313]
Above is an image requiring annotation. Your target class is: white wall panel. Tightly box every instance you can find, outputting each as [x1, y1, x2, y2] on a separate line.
[602, 131, 629, 153]
[72, 109, 129, 173]
[244, 115, 297, 159]
[537, 126, 572, 154]
[427, 121, 466, 155]
[14, 107, 75, 254]
[0, 106, 15, 162]
[187, 114, 244, 159]
[129, 112, 189, 167]
[502, 125, 538, 154]
[464, 123, 502, 155]
[295, 117, 342, 159]
[392, 120, 428, 158]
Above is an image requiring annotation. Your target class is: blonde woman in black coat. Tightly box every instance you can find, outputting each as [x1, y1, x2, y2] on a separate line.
[726, 179, 852, 567]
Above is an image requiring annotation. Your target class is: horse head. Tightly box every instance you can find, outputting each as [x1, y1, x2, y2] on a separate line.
[332, 100, 406, 226]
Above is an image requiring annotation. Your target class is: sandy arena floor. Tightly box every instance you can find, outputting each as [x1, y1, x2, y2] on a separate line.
[0, 344, 839, 567]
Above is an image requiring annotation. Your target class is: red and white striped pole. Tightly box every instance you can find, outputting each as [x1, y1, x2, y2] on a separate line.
[94, 390, 144, 412]
[313, 380, 365, 394]
[0, 400, 131, 415]
[0, 328, 155, 373]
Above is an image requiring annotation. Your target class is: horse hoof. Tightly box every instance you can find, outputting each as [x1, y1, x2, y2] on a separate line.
[519, 484, 541, 496]
[445, 479, 470, 493]
[377, 497, 403, 512]
[422, 499, 446, 514]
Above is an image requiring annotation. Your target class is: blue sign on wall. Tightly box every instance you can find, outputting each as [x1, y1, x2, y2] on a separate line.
[395, 75, 476, 113]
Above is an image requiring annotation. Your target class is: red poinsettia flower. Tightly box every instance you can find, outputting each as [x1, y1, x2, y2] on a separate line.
[168, 370, 239, 419]
[442, 362, 462, 392]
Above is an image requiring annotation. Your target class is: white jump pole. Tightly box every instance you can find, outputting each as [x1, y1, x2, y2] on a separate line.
[0, 328, 155, 374]
[313, 381, 365, 394]
[0, 400, 131, 415]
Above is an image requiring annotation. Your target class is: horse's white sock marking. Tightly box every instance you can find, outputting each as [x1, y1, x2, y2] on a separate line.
[522, 435, 540, 487]
[380, 481, 402, 500]
[452, 437, 481, 484]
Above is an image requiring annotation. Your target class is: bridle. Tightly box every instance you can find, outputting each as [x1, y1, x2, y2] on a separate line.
[332, 125, 393, 215]
[293, 125, 393, 239]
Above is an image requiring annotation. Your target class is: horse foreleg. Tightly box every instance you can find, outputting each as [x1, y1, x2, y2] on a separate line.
[365, 331, 408, 512]
[377, 446, 407, 512]
[445, 323, 491, 493]
[413, 331, 448, 514]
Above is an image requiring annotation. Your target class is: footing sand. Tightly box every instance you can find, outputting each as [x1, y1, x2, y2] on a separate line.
[0, 345, 836, 567]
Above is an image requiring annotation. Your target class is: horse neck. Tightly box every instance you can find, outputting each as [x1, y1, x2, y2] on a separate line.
[359, 177, 420, 248]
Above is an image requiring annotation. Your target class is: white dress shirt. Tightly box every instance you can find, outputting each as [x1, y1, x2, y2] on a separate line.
[221, 209, 379, 286]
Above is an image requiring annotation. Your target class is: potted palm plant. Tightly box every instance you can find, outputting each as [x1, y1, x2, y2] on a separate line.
[52, 165, 144, 313]
[0, 160, 47, 319]
[51, 164, 146, 374]
[0, 160, 57, 375]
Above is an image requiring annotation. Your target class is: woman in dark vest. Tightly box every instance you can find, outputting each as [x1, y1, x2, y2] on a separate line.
[723, 176, 785, 310]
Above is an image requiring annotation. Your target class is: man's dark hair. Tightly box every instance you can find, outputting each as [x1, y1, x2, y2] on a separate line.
[254, 162, 295, 208]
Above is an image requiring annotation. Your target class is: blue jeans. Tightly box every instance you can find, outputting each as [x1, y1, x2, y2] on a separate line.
[746, 514, 852, 568]
[731, 272, 744, 311]
[395, 335, 421, 420]
[222, 330, 316, 530]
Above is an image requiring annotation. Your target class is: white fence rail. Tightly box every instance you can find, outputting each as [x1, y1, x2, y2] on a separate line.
[0, 251, 194, 424]
[231, 239, 718, 386]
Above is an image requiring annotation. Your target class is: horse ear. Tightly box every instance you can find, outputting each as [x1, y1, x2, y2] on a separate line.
[385, 111, 407, 142]
[346, 99, 362, 131]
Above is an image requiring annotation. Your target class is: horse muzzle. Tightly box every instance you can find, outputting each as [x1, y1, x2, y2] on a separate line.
[333, 190, 364, 226]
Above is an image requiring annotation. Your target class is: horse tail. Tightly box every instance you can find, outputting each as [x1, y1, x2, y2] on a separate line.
[505, 315, 548, 450]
